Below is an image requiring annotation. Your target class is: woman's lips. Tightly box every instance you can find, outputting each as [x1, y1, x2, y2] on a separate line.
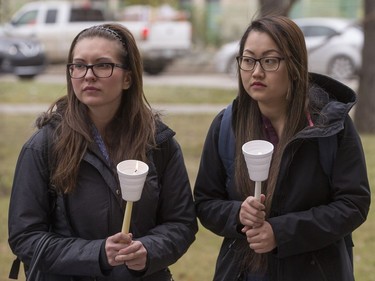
[83, 86, 100, 92]
[251, 81, 266, 87]
[251, 82, 266, 91]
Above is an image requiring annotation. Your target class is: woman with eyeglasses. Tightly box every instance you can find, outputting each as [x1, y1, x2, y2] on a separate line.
[8, 23, 197, 281]
[194, 15, 370, 281]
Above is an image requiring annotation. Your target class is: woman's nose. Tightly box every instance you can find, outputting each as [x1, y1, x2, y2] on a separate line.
[252, 61, 264, 76]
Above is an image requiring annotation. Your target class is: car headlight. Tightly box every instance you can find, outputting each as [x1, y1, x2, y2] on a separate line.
[20, 41, 42, 56]
[0, 43, 17, 55]
[7, 44, 18, 56]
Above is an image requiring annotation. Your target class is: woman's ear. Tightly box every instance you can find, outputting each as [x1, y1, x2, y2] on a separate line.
[122, 72, 132, 90]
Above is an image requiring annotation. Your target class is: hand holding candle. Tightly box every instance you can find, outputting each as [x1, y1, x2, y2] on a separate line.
[117, 160, 149, 234]
[242, 140, 274, 200]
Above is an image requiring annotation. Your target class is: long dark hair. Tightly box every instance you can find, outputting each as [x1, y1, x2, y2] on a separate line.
[37, 23, 157, 193]
[233, 15, 309, 273]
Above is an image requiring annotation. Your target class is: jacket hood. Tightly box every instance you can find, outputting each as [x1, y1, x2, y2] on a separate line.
[306, 73, 356, 137]
[309, 72, 357, 106]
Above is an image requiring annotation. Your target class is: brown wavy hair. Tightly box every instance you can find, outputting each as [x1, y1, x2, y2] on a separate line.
[37, 23, 157, 194]
[233, 16, 309, 273]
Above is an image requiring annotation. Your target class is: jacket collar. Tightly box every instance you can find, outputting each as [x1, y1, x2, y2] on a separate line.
[155, 120, 175, 145]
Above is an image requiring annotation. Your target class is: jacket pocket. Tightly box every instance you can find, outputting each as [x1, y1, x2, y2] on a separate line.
[310, 239, 354, 281]
[280, 239, 354, 281]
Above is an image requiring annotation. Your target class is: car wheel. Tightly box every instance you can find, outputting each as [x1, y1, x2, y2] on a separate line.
[226, 56, 238, 77]
[327, 55, 356, 80]
[18, 74, 36, 80]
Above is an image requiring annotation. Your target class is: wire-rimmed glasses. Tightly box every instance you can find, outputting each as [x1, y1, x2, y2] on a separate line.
[67, 63, 126, 79]
[236, 56, 285, 72]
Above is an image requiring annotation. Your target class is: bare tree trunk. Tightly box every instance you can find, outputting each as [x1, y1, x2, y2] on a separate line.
[258, 0, 300, 16]
[354, 0, 375, 133]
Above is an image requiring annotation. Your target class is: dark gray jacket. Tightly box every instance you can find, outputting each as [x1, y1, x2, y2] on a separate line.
[194, 73, 371, 281]
[8, 120, 197, 281]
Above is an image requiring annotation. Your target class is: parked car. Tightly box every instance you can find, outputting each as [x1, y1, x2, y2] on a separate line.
[214, 17, 363, 80]
[0, 28, 47, 79]
[295, 17, 363, 80]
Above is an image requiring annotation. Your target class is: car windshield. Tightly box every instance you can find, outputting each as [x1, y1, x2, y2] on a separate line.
[69, 8, 105, 21]
[300, 25, 338, 37]
[11, 10, 38, 26]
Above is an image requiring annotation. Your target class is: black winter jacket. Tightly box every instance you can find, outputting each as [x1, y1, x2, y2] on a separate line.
[8, 120, 198, 281]
[194, 73, 371, 281]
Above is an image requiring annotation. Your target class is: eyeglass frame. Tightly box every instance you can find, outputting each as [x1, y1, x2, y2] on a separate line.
[67, 62, 127, 79]
[236, 56, 285, 72]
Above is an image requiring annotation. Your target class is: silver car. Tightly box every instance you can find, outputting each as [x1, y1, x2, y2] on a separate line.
[0, 28, 47, 79]
[214, 17, 363, 80]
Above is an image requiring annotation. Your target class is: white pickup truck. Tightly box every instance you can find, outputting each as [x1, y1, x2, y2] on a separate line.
[3, 1, 192, 74]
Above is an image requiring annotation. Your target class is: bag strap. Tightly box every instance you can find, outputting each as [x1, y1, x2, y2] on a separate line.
[8, 258, 21, 279]
[218, 103, 235, 185]
[26, 233, 54, 280]
[9, 233, 54, 280]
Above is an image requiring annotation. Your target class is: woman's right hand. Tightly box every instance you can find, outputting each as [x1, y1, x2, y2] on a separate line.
[239, 195, 266, 229]
[105, 232, 133, 266]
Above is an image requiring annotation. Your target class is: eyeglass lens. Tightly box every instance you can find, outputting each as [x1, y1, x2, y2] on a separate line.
[237, 57, 282, 72]
[68, 63, 115, 78]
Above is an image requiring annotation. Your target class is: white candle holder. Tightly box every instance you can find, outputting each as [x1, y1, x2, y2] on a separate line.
[117, 160, 149, 233]
[242, 140, 274, 200]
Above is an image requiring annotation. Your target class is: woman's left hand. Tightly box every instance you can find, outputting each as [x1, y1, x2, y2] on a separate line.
[244, 221, 277, 254]
[115, 240, 148, 271]
[239, 195, 266, 228]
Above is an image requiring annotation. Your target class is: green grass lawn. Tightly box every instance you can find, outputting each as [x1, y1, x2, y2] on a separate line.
[0, 80, 237, 104]
[0, 81, 374, 281]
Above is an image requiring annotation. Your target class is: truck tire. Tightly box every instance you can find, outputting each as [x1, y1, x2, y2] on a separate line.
[143, 59, 168, 75]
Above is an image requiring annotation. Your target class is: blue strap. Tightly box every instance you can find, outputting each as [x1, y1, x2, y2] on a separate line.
[218, 103, 236, 185]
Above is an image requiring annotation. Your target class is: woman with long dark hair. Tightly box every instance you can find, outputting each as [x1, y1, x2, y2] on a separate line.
[194, 16, 370, 281]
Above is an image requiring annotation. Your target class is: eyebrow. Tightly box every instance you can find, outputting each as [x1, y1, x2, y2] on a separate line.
[243, 49, 282, 56]
[72, 57, 115, 63]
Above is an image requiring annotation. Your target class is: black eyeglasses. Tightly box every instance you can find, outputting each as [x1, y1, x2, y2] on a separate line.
[67, 63, 126, 79]
[236, 56, 285, 72]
